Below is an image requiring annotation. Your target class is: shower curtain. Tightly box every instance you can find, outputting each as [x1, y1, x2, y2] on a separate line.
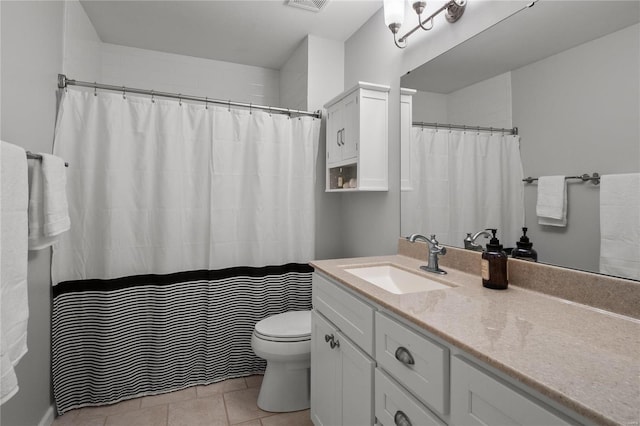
[402, 127, 524, 247]
[51, 89, 320, 413]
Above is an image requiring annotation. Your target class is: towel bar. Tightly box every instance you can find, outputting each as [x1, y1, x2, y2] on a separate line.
[522, 173, 600, 185]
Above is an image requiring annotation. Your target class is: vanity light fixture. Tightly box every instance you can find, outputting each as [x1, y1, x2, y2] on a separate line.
[384, 0, 467, 48]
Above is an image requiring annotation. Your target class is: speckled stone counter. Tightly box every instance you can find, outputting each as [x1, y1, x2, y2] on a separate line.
[310, 253, 640, 426]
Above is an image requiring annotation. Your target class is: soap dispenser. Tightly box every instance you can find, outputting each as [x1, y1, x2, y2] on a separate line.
[481, 229, 509, 290]
[512, 227, 538, 262]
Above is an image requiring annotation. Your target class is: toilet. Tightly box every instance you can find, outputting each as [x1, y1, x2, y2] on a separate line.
[251, 310, 311, 412]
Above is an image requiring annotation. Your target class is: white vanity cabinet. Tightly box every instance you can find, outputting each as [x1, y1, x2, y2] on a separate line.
[311, 273, 375, 426]
[324, 82, 390, 192]
[311, 271, 584, 426]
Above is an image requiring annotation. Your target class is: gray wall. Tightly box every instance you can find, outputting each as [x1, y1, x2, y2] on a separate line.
[513, 23, 640, 273]
[343, 9, 404, 257]
[0, 1, 64, 425]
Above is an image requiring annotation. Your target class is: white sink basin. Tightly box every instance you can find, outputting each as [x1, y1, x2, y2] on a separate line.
[344, 264, 452, 295]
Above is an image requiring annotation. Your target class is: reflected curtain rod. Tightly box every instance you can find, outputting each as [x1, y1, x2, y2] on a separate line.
[57, 74, 322, 119]
[413, 121, 518, 135]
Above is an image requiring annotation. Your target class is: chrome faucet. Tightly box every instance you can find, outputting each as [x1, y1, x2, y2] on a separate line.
[407, 234, 447, 275]
[464, 230, 492, 251]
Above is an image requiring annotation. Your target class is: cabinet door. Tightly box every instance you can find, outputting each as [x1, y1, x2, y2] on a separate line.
[450, 356, 572, 426]
[341, 91, 359, 161]
[326, 102, 344, 165]
[311, 311, 341, 426]
[338, 330, 375, 426]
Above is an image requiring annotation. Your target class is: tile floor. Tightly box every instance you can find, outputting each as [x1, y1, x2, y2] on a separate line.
[52, 375, 313, 426]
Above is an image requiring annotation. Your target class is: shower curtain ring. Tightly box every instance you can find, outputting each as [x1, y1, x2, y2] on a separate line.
[179, 94, 182, 106]
[268, 106, 271, 116]
[249, 103, 252, 114]
[287, 108, 290, 119]
[94, 83, 97, 96]
[151, 90, 155, 104]
[122, 86, 126, 99]
[205, 97, 208, 110]
[228, 100, 231, 112]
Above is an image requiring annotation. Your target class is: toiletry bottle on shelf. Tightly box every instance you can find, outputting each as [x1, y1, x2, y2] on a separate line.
[512, 227, 538, 262]
[481, 229, 509, 290]
[337, 168, 344, 188]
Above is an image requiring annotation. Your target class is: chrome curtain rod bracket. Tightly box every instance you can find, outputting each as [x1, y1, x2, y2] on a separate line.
[57, 74, 322, 119]
[522, 173, 600, 185]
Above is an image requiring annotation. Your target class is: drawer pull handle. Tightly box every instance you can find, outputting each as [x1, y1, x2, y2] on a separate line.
[394, 410, 412, 426]
[395, 346, 415, 366]
[325, 334, 334, 343]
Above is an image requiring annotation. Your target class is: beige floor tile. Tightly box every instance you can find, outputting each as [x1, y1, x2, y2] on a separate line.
[232, 420, 262, 426]
[167, 395, 228, 426]
[260, 410, 313, 426]
[244, 375, 263, 389]
[223, 387, 272, 424]
[105, 405, 168, 426]
[197, 377, 247, 398]
[75, 398, 142, 419]
[140, 387, 197, 408]
[52, 410, 106, 426]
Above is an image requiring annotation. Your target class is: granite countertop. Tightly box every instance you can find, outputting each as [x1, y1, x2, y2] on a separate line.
[310, 254, 640, 426]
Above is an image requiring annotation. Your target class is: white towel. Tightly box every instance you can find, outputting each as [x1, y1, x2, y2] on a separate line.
[536, 176, 567, 227]
[27, 153, 70, 249]
[0, 141, 29, 404]
[599, 173, 640, 280]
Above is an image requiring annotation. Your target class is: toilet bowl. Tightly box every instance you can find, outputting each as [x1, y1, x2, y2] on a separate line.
[251, 310, 311, 412]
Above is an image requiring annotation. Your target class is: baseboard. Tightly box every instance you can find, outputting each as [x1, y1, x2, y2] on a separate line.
[38, 405, 55, 426]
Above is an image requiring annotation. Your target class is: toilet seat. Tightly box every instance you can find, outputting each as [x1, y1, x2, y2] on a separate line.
[254, 310, 311, 342]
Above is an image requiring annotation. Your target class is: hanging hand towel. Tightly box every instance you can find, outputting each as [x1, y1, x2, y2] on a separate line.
[0, 141, 29, 404]
[599, 173, 640, 280]
[27, 153, 70, 249]
[536, 176, 567, 227]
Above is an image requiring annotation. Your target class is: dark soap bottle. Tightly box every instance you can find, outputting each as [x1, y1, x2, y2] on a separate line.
[481, 229, 509, 290]
[512, 227, 538, 262]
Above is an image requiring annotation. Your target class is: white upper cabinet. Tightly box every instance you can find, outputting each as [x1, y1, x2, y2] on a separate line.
[324, 82, 390, 192]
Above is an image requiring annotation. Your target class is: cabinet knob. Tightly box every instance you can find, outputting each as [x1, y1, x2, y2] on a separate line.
[394, 346, 415, 366]
[329, 338, 340, 349]
[394, 410, 412, 426]
[324, 334, 334, 343]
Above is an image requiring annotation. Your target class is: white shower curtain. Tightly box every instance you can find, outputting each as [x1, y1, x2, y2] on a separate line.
[403, 127, 524, 248]
[52, 89, 320, 283]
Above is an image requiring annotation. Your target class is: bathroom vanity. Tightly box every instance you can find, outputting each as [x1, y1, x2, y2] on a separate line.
[310, 245, 639, 426]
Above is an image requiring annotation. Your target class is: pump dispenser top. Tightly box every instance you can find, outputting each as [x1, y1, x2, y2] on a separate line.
[485, 228, 503, 251]
[512, 227, 538, 262]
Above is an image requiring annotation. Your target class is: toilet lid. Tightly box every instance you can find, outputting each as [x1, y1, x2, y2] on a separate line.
[255, 310, 311, 340]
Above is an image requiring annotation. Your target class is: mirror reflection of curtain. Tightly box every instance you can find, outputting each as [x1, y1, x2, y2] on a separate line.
[51, 89, 320, 283]
[404, 127, 524, 248]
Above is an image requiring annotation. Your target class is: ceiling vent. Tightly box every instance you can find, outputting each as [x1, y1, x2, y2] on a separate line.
[286, 0, 329, 13]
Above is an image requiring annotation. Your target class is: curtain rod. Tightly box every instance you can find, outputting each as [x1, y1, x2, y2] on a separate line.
[413, 121, 518, 135]
[57, 74, 322, 119]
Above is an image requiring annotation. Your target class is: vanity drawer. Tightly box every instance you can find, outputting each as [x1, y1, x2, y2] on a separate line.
[375, 312, 449, 415]
[312, 272, 375, 356]
[375, 368, 445, 426]
[450, 356, 572, 426]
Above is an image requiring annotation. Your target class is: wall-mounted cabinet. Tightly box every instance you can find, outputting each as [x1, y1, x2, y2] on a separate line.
[324, 82, 390, 192]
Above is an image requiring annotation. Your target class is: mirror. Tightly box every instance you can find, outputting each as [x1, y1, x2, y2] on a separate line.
[400, 1, 639, 280]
